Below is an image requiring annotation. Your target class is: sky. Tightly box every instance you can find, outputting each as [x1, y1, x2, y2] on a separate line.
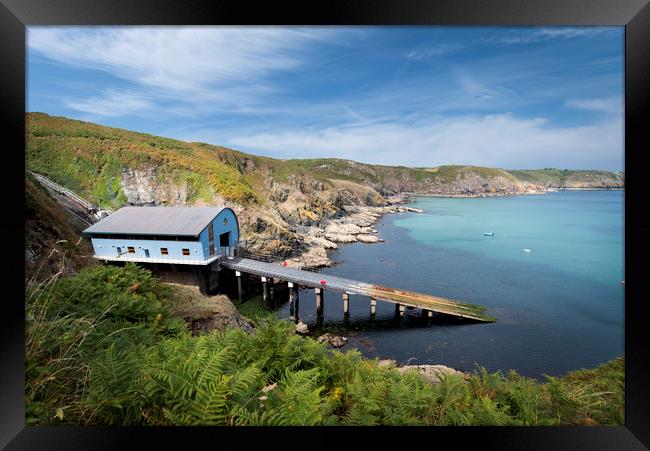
[27, 26, 624, 171]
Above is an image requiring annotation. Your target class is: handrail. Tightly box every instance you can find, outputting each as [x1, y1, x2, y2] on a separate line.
[236, 247, 323, 273]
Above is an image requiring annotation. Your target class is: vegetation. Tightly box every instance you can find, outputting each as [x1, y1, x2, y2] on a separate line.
[25, 172, 97, 281]
[26, 113, 623, 215]
[424, 165, 519, 183]
[507, 168, 624, 187]
[26, 263, 624, 426]
[26, 113, 259, 208]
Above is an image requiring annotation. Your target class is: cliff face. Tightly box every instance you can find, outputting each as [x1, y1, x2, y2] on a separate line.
[26, 113, 624, 262]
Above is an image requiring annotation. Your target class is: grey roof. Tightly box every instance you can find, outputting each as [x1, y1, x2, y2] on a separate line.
[83, 206, 227, 237]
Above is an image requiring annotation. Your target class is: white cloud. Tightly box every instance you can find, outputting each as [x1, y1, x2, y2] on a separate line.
[483, 27, 618, 45]
[566, 96, 623, 115]
[457, 73, 514, 100]
[407, 44, 462, 60]
[28, 26, 341, 116]
[535, 27, 615, 39]
[64, 89, 155, 117]
[227, 113, 623, 170]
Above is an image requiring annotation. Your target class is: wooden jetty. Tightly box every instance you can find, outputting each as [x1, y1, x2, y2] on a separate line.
[220, 255, 494, 322]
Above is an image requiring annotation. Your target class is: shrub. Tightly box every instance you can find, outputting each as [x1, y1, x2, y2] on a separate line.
[26, 264, 625, 426]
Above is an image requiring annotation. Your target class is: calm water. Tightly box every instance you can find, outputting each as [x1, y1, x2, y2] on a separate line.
[275, 191, 624, 379]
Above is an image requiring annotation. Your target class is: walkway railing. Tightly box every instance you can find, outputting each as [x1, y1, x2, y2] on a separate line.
[236, 247, 322, 273]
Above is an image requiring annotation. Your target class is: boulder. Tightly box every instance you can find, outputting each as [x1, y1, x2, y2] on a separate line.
[377, 359, 398, 368]
[324, 223, 362, 235]
[316, 333, 348, 348]
[316, 333, 333, 344]
[397, 364, 468, 385]
[357, 234, 380, 243]
[295, 321, 309, 334]
[324, 233, 358, 243]
[329, 335, 348, 348]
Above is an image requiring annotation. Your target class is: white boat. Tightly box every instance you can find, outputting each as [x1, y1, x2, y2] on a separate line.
[483, 232, 495, 237]
[522, 248, 532, 253]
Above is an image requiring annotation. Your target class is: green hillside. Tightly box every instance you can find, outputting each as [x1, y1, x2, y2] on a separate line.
[26, 113, 624, 212]
[26, 113, 260, 208]
[507, 168, 624, 187]
[423, 165, 519, 184]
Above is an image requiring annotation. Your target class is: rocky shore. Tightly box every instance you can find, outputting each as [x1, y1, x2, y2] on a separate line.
[283, 196, 424, 268]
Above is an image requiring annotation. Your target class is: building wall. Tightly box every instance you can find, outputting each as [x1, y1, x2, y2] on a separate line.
[90, 237, 206, 261]
[89, 207, 239, 262]
[198, 208, 240, 256]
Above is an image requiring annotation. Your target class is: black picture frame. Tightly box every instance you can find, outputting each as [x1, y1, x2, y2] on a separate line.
[3, 0, 649, 448]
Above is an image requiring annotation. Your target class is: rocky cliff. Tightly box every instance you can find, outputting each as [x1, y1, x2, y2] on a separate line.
[26, 113, 624, 267]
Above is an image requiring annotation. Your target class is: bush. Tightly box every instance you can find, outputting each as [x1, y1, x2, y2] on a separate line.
[26, 264, 625, 426]
[25, 263, 187, 424]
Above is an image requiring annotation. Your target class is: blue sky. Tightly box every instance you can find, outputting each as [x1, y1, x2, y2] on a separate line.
[27, 26, 624, 170]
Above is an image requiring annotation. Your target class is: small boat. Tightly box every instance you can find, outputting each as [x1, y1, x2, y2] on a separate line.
[522, 248, 532, 253]
[483, 232, 495, 237]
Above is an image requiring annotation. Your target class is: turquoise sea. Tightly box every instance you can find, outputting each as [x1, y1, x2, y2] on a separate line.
[278, 190, 624, 379]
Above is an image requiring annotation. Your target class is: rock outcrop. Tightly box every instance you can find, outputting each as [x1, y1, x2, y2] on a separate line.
[120, 167, 189, 205]
[295, 321, 309, 334]
[166, 286, 254, 334]
[316, 333, 348, 348]
[397, 364, 469, 385]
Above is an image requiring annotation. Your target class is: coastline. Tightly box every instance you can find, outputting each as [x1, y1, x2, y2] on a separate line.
[286, 194, 423, 268]
[287, 186, 623, 268]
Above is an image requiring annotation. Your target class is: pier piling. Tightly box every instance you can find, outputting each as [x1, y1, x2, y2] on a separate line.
[288, 282, 295, 316]
[343, 292, 350, 316]
[220, 257, 494, 323]
[236, 271, 242, 302]
[315, 287, 323, 315]
[315, 287, 324, 326]
[261, 276, 268, 305]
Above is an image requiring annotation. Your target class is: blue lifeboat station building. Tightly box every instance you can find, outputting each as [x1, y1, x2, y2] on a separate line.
[83, 206, 240, 294]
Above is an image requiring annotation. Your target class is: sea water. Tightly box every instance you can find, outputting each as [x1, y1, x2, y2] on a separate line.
[277, 191, 624, 379]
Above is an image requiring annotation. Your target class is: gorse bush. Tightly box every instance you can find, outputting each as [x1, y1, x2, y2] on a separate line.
[26, 264, 624, 426]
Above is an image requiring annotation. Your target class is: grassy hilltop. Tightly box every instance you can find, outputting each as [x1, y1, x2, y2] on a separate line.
[508, 168, 624, 188]
[26, 112, 623, 210]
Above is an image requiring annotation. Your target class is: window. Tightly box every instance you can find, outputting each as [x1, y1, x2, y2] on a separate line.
[127, 246, 135, 254]
[223, 217, 228, 225]
[182, 248, 190, 256]
[160, 248, 169, 255]
[116, 247, 121, 255]
[144, 249, 150, 258]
